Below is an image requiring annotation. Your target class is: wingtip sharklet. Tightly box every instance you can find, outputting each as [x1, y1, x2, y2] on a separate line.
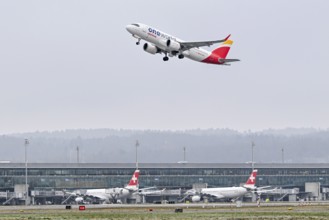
[224, 34, 231, 41]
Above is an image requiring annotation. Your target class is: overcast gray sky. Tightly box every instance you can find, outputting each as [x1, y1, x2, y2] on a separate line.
[0, 0, 328, 134]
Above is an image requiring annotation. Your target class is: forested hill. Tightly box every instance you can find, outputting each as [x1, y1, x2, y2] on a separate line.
[1, 128, 328, 163]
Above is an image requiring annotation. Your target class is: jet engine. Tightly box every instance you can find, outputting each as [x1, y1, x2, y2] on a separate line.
[166, 39, 181, 51]
[75, 197, 84, 203]
[143, 43, 160, 54]
[191, 195, 201, 202]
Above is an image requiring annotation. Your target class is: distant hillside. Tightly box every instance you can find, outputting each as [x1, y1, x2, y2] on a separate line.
[1, 128, 328, 163]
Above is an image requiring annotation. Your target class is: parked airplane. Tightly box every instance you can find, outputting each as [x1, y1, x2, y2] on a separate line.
[72, 169, 140, 204]
[190, 170, 258, 202]
[126, 23, 240, 65]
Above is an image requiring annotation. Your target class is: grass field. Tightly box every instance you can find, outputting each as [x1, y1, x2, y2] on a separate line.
[1, 204, 329, 219]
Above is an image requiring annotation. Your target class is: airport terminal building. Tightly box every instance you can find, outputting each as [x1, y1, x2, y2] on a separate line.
[1, 163, 329, 204]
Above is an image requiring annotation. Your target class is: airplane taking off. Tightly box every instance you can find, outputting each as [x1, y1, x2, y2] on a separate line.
[72, 170, 140, 204]
[190, 170, 258, 202]
[126, 23, 240, 65]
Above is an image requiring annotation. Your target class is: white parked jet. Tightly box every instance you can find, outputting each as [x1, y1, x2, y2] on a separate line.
[190, 170, 258, 202]
[73, 169, 140, 204]
[126, 23, 240, 65]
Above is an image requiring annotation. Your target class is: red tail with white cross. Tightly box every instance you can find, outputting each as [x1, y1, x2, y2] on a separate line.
[245, 170, 257, 187]
[126, 170, 140, 190]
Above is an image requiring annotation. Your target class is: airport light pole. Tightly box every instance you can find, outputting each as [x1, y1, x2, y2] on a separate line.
[24, 139, 29, 206]
[76, 146, 80, 164]
[183, 147, 186, 161]
[251, 141, 255, 171]
[282, 147, 284, 163]
[135, 140, 139, 169]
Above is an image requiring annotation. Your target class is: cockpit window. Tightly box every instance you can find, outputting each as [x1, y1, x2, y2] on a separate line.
[132, 23, 140, 27]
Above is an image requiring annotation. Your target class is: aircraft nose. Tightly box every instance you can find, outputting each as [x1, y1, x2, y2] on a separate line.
[126, 25, 134, 34]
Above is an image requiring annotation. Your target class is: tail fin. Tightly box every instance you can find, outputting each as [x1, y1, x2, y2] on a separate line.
[244, 170, 257, 189]
[126, 170, 140, 190]
[211, 39, 234, 59]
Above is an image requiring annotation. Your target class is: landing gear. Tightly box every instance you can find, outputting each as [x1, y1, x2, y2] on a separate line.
[163, 52, 169, 61]
[178, 54, 184, 59]
[136, 39, 141, 45]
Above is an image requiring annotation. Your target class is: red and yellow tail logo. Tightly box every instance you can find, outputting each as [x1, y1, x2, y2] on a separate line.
[211, 40, 234, 59]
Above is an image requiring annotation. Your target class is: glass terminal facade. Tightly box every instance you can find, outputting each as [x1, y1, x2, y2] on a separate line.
[0, 163, 329, 191]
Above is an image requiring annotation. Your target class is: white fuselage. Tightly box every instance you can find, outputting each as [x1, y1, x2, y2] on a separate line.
[85, 187, 132, 202]
[126, 23, 212, 62]
[201, 186, 248, 199]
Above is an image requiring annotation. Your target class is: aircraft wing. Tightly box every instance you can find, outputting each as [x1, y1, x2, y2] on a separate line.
[138, 189, 166, 196]
[257, 186, 272, 190]
[201, 192, 225, 199]
[139, 186, 157, 191]
[179, 34, 231, 51]
[254, 187, 278, 194]
[137, 186, 159, 194]
[124, 187, 138, 192]
[85, 193, 109, 201]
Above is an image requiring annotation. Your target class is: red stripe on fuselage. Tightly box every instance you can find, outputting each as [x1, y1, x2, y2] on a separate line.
[148, 33, 157, 38]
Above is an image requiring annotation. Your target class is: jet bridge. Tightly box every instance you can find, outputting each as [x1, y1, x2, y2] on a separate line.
[31, 189, 65, 205]
[258, 187, 300, 202]
[0, 186, 27, 205]
[138, 189, 182, 204]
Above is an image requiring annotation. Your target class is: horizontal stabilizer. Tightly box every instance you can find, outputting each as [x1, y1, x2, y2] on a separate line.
[219, 58, 240, 63]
